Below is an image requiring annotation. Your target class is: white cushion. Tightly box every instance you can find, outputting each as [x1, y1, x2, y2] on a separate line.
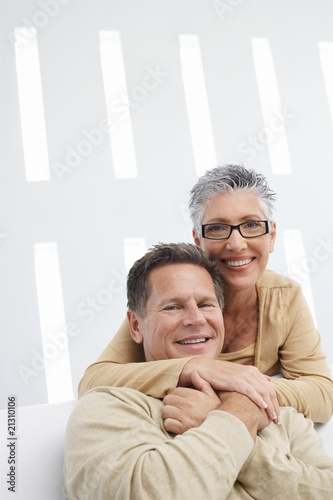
[0, 399, 76, 500]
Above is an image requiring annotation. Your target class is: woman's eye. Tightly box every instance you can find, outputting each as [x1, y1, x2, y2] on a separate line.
[244, 220, 260, 228]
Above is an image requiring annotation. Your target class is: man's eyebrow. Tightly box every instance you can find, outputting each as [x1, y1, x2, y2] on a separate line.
[157, 296, 183, 306]
[158, 294, 219, 306]
[197, 294, 219, 302]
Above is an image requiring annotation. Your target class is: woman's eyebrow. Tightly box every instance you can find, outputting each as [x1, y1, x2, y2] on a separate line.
[205, 215, 264, 223]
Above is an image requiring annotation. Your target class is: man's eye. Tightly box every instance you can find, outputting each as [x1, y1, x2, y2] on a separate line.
[164, 305, 179, 311]
[199, 303, 214, 309]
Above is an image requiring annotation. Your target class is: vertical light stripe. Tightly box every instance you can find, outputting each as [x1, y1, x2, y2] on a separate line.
[14, 28, 50, 182]
[34, 242, 73, 403]
[251, 38, 292, 175]
[318, 42, 333, 126]
[99, 30, 137, 179]
[123, 237, 147, 274]
[282, 230, 317, 325]
[179, 35, 217, 176]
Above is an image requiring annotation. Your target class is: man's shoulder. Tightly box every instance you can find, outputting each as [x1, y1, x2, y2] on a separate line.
[257, 269, 299, 290]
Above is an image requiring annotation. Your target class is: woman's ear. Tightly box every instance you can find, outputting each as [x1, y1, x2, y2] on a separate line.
[127, 310, 144, 344]
[269, 221, 277, 253]
[192, 227, 201, 247]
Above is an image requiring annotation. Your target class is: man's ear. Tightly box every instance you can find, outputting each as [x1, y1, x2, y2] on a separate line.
[127, 310, 144, 344]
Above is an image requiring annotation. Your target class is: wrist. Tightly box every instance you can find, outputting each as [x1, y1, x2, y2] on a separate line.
[216, 395, 260, 441]
[178, 357, 208, 386]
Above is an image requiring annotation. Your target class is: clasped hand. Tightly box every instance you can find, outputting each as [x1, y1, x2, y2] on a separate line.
[163, 371, 271, 436]
[163, 371, 221, 434]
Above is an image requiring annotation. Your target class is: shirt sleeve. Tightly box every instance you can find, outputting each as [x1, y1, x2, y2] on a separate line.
[78, 317, 190, 398]
[259, 277, 333, 423]
[64, 388, 255, 500]
[237, 407, 333, 499]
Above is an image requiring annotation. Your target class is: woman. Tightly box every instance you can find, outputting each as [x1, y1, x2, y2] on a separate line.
[78, 165, 333, 423]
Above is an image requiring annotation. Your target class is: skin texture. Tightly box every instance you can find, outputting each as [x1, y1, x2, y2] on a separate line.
[127, 263, 224, 361]
[77, 188, 331, 425]
[127, 261, 271, 439]
[163, 370, 270, 439]
[193, 191, 276, 301]
[179, 190, 280, 423]
[177, 356, 278, 418]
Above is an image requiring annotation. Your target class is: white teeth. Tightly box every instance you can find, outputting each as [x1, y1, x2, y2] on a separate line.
[224, 259, 252, 267]
[179, 338, 207, 345]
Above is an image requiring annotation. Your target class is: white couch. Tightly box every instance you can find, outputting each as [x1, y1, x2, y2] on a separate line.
[0, 399, 76, 500]
[0, 385, 332, 500]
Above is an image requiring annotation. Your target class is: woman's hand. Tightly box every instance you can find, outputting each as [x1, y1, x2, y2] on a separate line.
[163, 371, 221, 434]
[178, 358, 281, 424]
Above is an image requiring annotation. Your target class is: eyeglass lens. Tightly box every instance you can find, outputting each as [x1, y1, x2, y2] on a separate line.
[203, 221, 268, 239]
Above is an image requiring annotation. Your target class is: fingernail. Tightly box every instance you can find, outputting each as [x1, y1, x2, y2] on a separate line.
[262, 401, 268, 409]
[272, 413, 277, 420]
[276, 416, 282, 425]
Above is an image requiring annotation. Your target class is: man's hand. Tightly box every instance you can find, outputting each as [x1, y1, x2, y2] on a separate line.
[217, 391, 271, 441]
[162, 371, 220, 434]
[179, 358, 281, 425]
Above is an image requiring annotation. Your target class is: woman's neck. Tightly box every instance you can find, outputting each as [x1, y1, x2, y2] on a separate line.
[223, 286, 257, 315]
[222, 286, 259, 353]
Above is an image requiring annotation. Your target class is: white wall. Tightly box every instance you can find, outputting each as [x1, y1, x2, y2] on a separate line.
[1, 0, 332, 408]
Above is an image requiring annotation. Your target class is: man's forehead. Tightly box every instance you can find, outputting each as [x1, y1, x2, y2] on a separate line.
[148, 262, 212, 281]
[147, 263, 216, 299]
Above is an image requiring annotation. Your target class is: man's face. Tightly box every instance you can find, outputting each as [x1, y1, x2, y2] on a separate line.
[127, 263, 224, 361]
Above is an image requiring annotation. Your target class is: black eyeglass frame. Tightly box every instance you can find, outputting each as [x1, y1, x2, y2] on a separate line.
[198, 220, 270, 240]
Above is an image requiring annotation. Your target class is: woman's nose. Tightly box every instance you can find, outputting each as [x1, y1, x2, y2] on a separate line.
[225, 228, 248, 251]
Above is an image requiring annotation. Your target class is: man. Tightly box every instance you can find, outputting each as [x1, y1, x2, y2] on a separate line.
[64, 243, 333, 499]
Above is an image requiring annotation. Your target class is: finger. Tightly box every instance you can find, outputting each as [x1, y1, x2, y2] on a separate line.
[163, 390, 195, 407]
[190, 370, 207, 390]
[264, 389, 281, 425]
[162, 404, 183, 421]
[191, 371, 216, 396]
[162, 405, 190, 434]
[163, 417, 185, 435]
[251, 381, 280, 424]
[242, 384, 281, 424]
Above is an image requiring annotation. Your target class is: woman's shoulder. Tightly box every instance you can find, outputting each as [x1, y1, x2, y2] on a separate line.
[257, 269, 300, 290]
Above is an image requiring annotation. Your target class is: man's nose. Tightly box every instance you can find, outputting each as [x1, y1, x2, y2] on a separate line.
[182, 306, 206, 326]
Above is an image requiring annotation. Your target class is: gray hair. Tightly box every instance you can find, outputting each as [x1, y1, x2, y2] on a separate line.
[127, 242, 224, 317]
[189, 164, 276, 230]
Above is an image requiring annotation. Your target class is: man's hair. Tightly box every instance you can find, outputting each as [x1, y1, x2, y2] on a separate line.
[189, 164, 277, 230]
[127, 242, 224, 317]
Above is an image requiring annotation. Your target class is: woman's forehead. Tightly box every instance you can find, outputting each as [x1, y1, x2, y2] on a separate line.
[203, 191, 265, 219]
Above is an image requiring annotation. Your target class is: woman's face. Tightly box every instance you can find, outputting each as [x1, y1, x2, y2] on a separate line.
[193, 190, 276, 292]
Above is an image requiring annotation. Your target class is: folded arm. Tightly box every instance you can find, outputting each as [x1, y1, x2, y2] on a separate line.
[64, 387, 256, 500]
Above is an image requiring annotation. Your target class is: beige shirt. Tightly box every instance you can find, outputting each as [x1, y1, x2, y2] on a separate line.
[64, 386, 333, 499]
[78, 270, 333, 423]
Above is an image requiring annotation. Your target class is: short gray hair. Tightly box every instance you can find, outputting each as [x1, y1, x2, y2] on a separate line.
[127, 242, 224, 317]
[189, 164, 276, 230]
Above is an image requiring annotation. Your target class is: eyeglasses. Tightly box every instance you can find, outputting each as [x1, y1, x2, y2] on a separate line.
[198, 220, 270, 240]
